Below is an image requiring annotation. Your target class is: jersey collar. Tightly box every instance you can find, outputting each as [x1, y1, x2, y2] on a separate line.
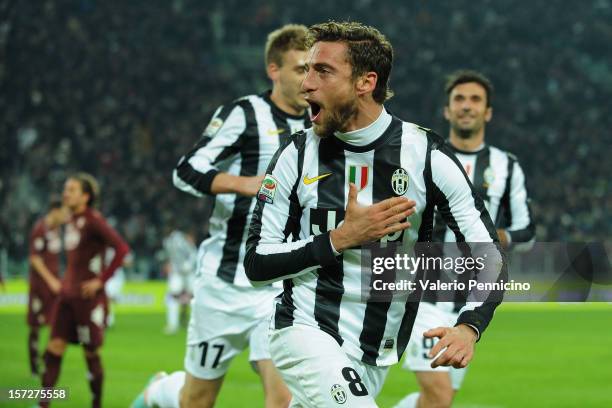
[333, 107, 392, 147]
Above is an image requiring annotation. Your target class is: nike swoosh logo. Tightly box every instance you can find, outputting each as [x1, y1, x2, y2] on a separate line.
[267, 128, 286, 136]
[303, 173, 332, 185]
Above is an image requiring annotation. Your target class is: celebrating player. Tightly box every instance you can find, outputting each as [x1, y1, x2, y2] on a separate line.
[27, 196, 67, 377]
[40, 173, 129, 408]
[395, 70, 535, 408]
[244, 22, 506, 407]
[132, 24, 311, 408]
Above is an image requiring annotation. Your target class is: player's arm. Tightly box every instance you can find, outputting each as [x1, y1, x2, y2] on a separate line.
[500, 159, 535, 250]
[82, 214, 130, 298]
[425, 143, 507, 368]
[245, 136, 344, 286]
[173, 103, 263, 197]
[29, 226, 61, 293]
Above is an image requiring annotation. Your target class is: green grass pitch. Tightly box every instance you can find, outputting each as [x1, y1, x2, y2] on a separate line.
[1, 280, 611, 407]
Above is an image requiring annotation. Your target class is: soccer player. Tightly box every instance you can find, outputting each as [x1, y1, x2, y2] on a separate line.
[27, 196, 67, 377]
[40, 173, 129, 408]
[133, 24, 311, 408]
[162, 228, 197, 334]
[395, 70, 535, 408]
[104, 247, 132, 328]
[244, 22, 506, 407]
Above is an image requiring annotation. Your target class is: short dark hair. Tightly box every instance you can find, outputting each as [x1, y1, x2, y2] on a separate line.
[445, 70, 494, 106]
[308, 21, 394, 104]
[70, 172, 100, 207]
[265, 24, 309, 67]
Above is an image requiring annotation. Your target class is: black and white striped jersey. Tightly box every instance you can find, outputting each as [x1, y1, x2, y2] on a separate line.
[173, 91, 310, 286]
[245, 109, 506, 367]
[428, 144, 534, 314]
[433, 144, 534, 247]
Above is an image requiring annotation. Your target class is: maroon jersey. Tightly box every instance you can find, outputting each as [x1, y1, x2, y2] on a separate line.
[28, 218, 61, 293]
[62, 208, 129, 298]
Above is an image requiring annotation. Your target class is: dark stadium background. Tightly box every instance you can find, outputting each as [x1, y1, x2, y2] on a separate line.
[0, 2, 611, 406]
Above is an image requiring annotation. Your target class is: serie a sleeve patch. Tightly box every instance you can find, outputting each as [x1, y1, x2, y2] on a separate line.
[257, 174, 278, 204]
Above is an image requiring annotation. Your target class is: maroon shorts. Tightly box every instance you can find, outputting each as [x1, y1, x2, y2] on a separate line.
[27, 288, 57, 327]
[49, 294, 107, 348]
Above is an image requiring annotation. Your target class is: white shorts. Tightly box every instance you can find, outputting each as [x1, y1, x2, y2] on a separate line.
[184, 276, 279, 380]
[167, 272, 194, 296]
[270, 324, 389, 408]
[402, 302, 467, 390]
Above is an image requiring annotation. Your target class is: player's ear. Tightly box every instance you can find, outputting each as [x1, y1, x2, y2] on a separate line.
[485, 106, 493, 122]
[356, 72, 377, 97]
[267, 62, 280, 82]
[444, 105, 451, 120]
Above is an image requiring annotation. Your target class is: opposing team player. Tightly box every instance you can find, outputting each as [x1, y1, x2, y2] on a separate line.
[395, 70, 535, 408]
[162, 228, 197, 334]
[132, 24, 311, 408]
[244, 22, 506, 407]
[27, 196, 67, 376]
[40, 173, 129, 408]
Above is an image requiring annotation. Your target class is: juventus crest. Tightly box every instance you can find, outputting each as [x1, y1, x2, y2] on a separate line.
[391, 168, 409, 195]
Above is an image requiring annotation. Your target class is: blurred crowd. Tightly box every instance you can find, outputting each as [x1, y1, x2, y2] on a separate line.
[1, 0, 610, 275]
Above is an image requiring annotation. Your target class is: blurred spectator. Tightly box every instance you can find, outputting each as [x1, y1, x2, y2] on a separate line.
[1, 0, 610, 275]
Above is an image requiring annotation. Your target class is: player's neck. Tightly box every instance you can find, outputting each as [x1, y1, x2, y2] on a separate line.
[44, 214, 55, 228]
[72, 204, 87, 215]
[270, 88, 305, 117]
[343, 101, 383, 133]
[449, 129, 485, 152]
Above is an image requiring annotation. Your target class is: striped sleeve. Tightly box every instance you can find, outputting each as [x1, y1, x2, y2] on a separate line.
[430, 142, 507, 339]
[172, 103, 246, 196]
[244, 133, 339, 286]
[505, 160, 535, 246]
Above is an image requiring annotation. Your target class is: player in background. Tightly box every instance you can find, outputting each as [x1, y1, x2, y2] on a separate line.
[395, 70, 534, 408]
[39, 173, 129, 408]
[26, 196, 68, 377]
[104, 247, 133, 328]
[162, 228, 197, 334]
[244, 22, 506, 407]
[131, 24, 311, 408]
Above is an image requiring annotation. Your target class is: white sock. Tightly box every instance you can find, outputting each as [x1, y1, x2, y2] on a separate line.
[147, 371, 185, 408]
[166, 294, 180, 331]
[393, 392, 420, 408]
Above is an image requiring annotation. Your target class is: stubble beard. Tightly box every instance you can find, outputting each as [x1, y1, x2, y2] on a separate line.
[314, 97, 358, 138]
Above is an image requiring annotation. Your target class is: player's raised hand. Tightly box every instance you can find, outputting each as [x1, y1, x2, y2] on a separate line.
[424, 324, 478, 369]
[330, 183, 416, 252]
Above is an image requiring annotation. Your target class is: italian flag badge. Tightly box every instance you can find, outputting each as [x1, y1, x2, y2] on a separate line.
[348, 165, 369, 191]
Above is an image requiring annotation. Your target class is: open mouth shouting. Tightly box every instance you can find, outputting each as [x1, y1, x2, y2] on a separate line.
[308, 100, 323, 123]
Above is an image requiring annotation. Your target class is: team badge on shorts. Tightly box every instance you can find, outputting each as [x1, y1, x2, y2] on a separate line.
[257, 174, 278, 204]
[391, 168, 409, 195]
[330, 384, 347, 404]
